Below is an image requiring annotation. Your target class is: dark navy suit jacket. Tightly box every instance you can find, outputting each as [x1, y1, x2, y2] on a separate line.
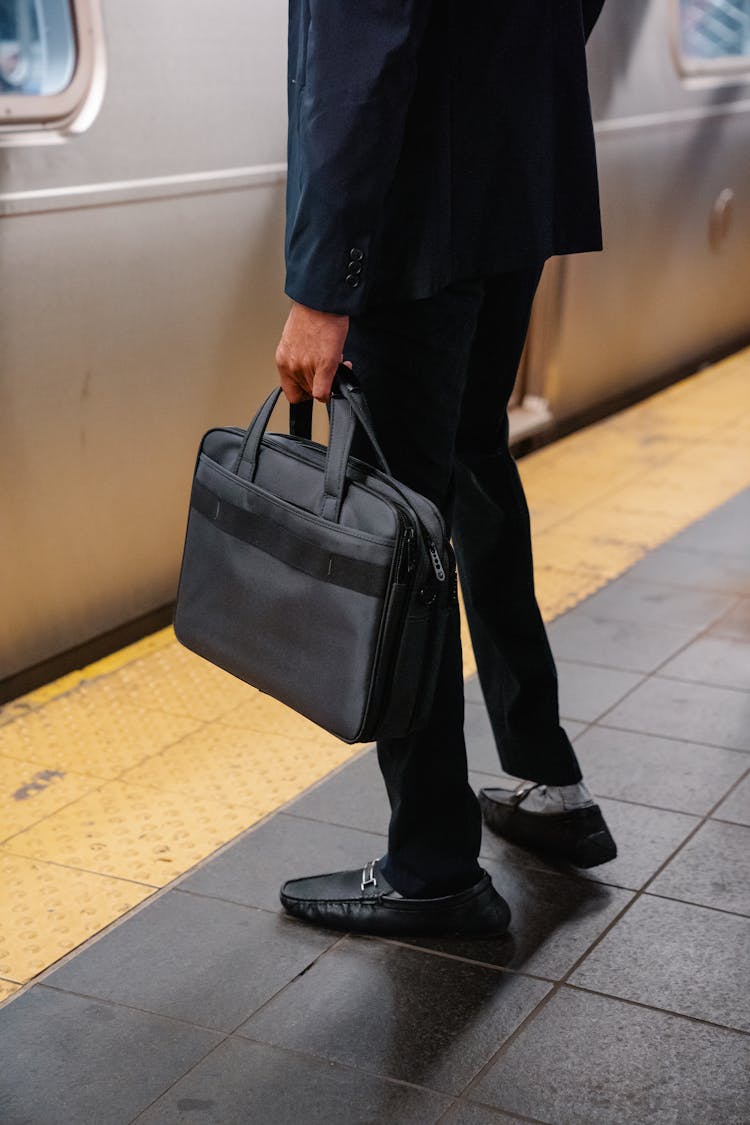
[285, 1, 607, 315]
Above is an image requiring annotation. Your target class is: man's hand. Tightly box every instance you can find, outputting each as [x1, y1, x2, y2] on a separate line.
[275, 302, 350, 404]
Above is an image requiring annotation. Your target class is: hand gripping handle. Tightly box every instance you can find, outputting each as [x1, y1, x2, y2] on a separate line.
[234, 366, 391, 523]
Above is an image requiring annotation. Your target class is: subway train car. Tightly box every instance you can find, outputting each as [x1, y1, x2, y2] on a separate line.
[1, 0, 749, 694]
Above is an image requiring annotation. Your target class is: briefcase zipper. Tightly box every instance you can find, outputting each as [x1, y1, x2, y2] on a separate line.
[238, 430, 447, 584]
[395, 525, 416, 581]
[260, 430, 450, 567]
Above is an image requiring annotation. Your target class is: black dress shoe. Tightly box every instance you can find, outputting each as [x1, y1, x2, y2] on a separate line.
[280, 859, 511, 937]
[479, 782, 617, 868]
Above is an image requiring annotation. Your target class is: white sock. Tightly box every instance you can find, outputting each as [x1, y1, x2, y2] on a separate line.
[517, 780, 594, 815]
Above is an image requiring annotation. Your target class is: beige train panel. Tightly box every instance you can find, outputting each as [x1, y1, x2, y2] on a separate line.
[538, 0, 750, 423]
[545, 104, 750, 422]
[0, 184, 288, 678]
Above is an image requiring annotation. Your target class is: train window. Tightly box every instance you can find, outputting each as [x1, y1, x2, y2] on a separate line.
[0, 0, 75, 94]
[0, 0, 104, 134]
[676, 0, 750, 74]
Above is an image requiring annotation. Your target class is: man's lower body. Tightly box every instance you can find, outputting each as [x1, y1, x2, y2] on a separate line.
[281, 263, 616, 934]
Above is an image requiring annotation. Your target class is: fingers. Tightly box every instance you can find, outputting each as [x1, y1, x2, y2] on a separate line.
[276, 352, 338, 404]
[311, 359, 339, 403]
[275, 303, 350, 404]
[277, 365, 311, 406]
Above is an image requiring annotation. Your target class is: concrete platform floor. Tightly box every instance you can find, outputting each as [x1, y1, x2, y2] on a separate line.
[2, 487, 749, 1124]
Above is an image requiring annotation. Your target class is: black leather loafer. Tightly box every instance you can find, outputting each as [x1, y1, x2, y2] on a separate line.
[479, 783, 617, 868]
[280, 859, 511, 937]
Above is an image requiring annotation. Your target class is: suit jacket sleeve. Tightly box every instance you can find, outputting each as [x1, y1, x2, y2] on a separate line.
[284, 1, 434, 315]
[582, 0, 606, 43]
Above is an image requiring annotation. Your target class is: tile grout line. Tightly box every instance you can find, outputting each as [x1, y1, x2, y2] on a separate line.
[444, 758, 750, 1105]
[125, 1035, 235, 1125]
[0, 748, 379, 1009]
[0, 846, 161, 890]
[593, 718, 750, 756]
[124, 998, 486, 1124]
[8, 635, 745, 1009]
[561, 981, 750, 1037]
[521, 401, 750, 543]
[435, 1095, 553, 1125]
[555, 582, 747, 735]
[657, 669, 750, 694]
[32, 921, 749, 1125]
[2, 428, 748, 1108]
[0, 710, 224, 847]
[2, 422, 747, 1020]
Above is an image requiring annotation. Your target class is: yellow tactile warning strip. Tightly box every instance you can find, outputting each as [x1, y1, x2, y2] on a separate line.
[2, 345, 750, 1003]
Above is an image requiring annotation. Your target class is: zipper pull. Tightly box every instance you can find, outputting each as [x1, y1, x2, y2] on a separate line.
[406, 527, 416, 573]
[428, 540, 446, 582]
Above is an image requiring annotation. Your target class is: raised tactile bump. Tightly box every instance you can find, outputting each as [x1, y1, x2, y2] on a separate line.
[0, 686, 203, 780]
[112, 643, 258, 722]
[1, 754, 102, 843]
[0, 851, 152, 982]
[3, 780, 254, 886]
[122, 724, 356, 815]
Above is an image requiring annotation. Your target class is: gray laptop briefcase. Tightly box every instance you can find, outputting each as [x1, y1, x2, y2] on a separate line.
[173, 369, 456, 743]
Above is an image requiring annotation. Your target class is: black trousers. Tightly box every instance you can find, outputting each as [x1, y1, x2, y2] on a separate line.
[344, 264, 582, 898]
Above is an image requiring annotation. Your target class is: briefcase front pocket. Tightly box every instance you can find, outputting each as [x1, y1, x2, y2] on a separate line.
[175, 462, 402, 742]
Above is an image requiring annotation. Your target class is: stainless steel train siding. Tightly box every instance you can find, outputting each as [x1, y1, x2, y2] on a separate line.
[1, 0, 749, 683]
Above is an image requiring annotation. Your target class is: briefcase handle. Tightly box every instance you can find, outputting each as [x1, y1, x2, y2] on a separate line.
[234, 367, 392, 524]
[288, 367, 390, 472]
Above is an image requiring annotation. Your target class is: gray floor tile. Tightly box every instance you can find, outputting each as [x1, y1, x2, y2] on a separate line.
[178, 814, 387, 913]
[465, 676, 484, 704]
[0, 986, 221, 1125]
[464, 702, 503, 776]
[575, 577, 735, 630]
[582, 797, 699, 891]
[470, 987, 750, 1125]
[713, 772, 750, 826]
[649, 819, 750, 915]
[557, 660, 643, 723]
[570, 894, 750, 1031]
[398, 860, 632, 980]
[562, 719, 589, 742]
[133, 1037, 451, 1125]
[624, 544, 750, 596]
[238, 938, 550, 1096]
[285, 749, 391, 836]
[41, 890, 336, 1032]
[547, 610, 698, 673]
[710, 597, 750, 641]
[573, 725, 748, 815]
[479, 795, 698, 892]
[601, 677, 750, 752]
[659, 634, 750, 692]
[669, 496, 750, 557]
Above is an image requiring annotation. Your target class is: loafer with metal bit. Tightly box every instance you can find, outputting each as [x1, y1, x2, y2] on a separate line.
[479, 781, 618, 868]
[280, 859, 511, 937]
